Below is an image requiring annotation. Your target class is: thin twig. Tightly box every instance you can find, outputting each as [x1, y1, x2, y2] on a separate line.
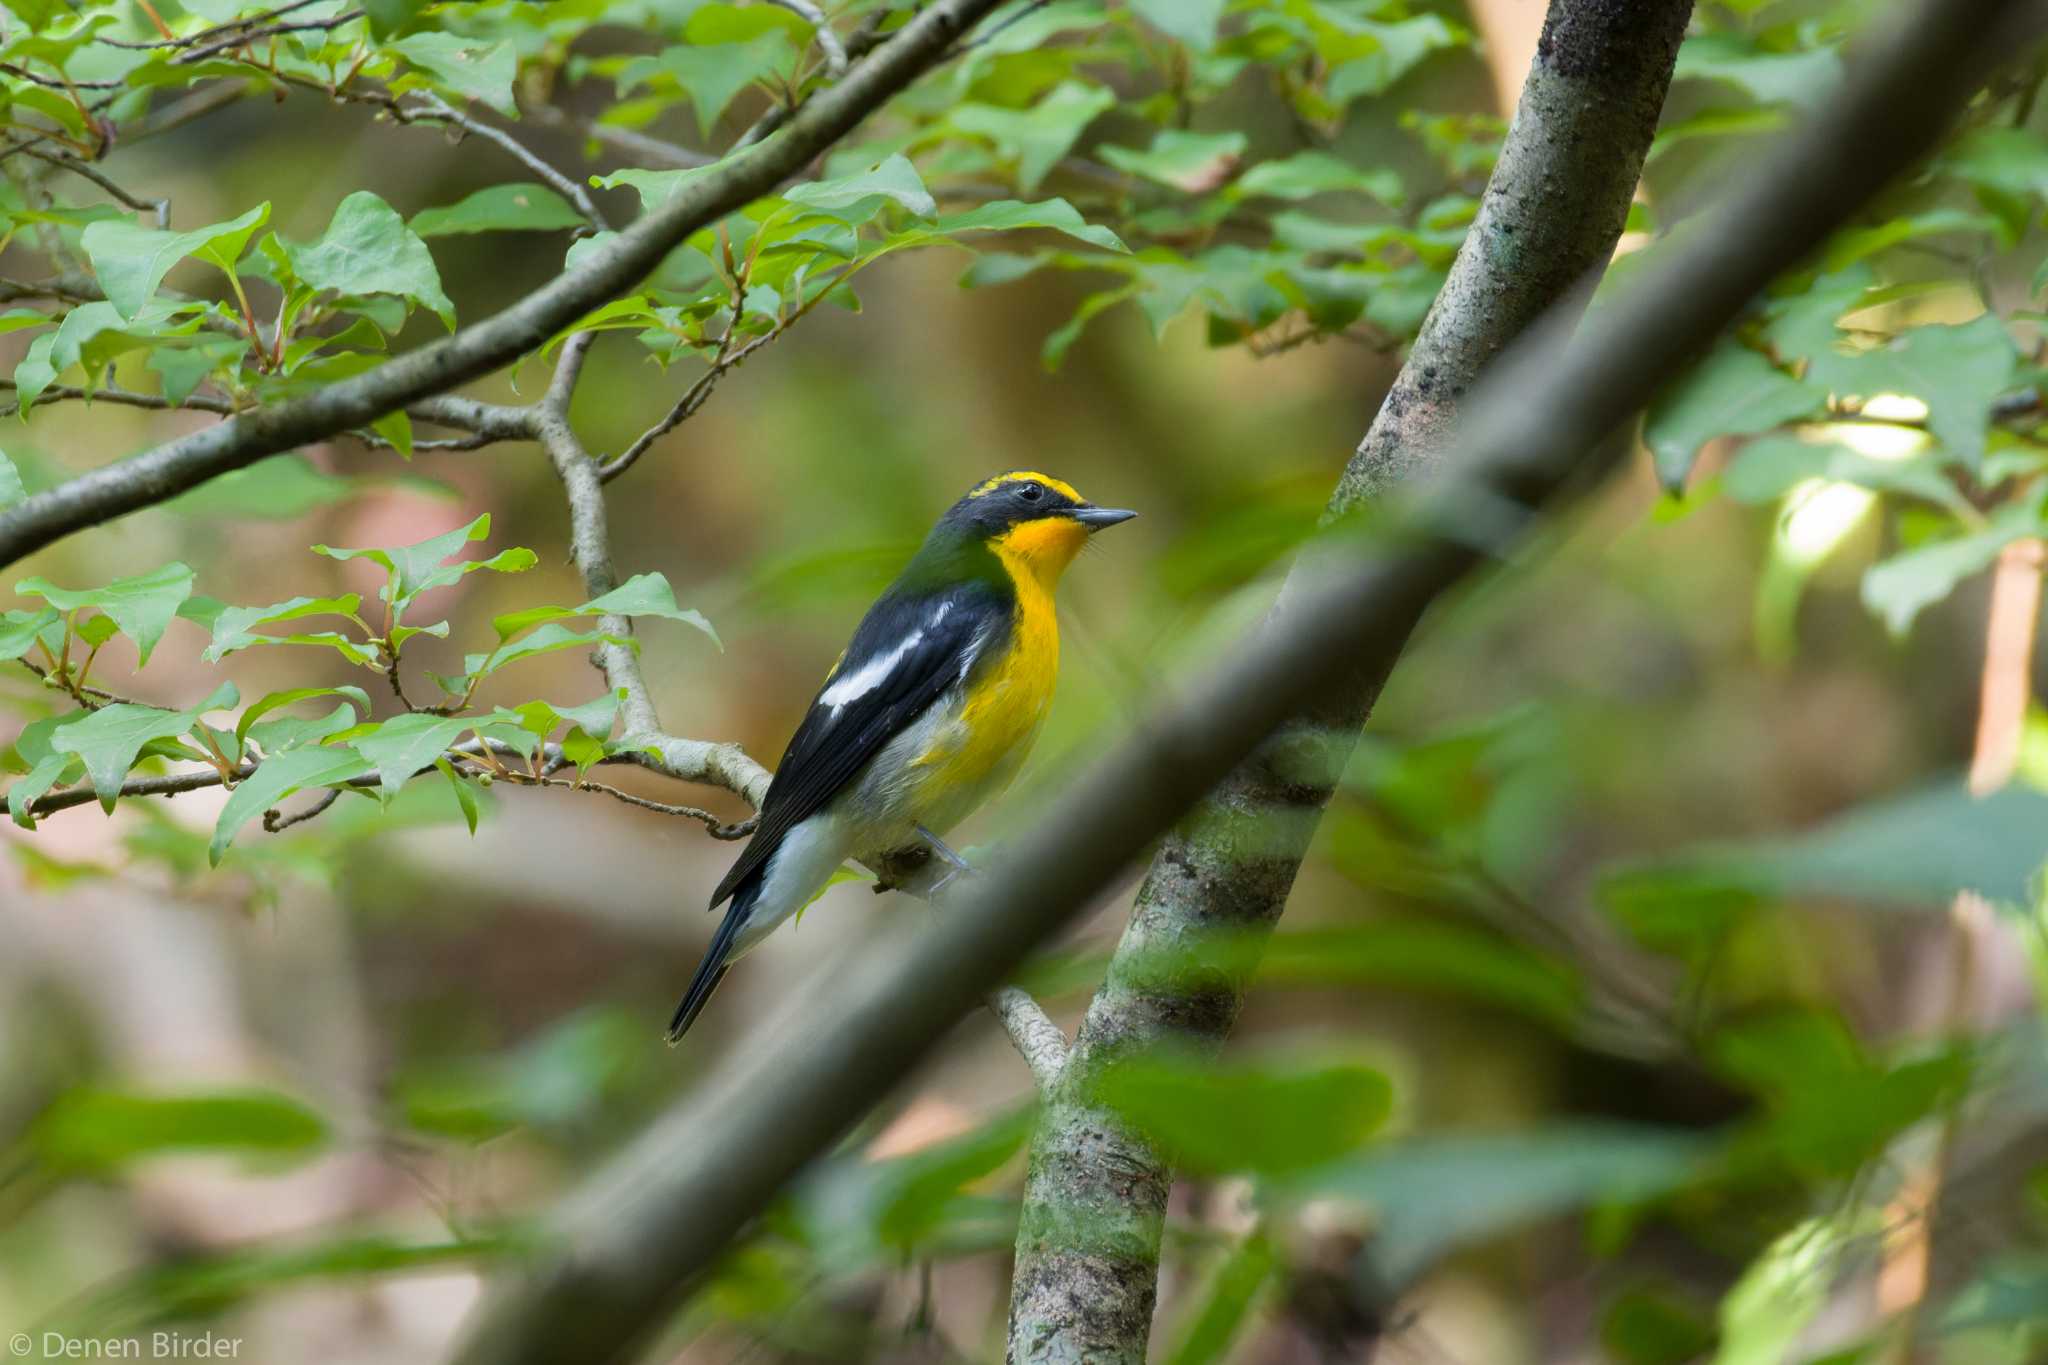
[987, 987, 1068, 1091]
[766, 0, 850, 77]
[499, 773, 759, 838]
[263, 786, 341, 832]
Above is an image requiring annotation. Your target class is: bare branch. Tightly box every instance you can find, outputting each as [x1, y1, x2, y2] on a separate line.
[766, 0, 850, 77]
[17, 148, 169, 226]
[496, 772, 759, 838]
[263, 787, 341, 833]
[443, 5, 2041, 1362]
[0, 0, 1016, 572]
[988, 988, 1068, 1092]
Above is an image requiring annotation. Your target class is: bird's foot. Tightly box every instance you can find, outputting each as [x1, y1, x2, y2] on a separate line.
[918, 826, 978, 902]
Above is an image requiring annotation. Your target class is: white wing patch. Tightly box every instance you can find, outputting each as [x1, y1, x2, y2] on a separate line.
[817, 600, 964, 711]
[821, 632, 921, 707]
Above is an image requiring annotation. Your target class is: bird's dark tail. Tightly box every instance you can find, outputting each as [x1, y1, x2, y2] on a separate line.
[667, 872, 762, 1043]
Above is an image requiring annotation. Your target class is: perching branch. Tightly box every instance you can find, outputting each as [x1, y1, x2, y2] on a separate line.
[1007, 2, 1694, 1356]
[0, 0, 1017, 572]
[446, 4, 2041, 1361]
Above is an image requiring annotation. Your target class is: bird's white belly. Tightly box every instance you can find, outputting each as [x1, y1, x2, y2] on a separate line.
[733, 684, 1040, 955]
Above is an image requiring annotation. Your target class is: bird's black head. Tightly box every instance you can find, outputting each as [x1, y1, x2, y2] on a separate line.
[936, 470, 1136, 540]
[907, 471, 1134, 591]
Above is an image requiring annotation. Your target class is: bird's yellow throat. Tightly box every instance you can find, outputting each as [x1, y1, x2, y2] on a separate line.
[989, 516, 1091, 591]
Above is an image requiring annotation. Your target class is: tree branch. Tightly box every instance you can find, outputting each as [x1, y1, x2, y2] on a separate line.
[444, 4, 2039, 1361]
[989, 987, 1068, 1092]
[1007, 3, 1694, 1356]
[766, 0, 850, 78]
[0, 0, 1015, 572]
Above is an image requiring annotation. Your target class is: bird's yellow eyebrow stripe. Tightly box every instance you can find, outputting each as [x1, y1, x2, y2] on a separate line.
[967, 470, 1084, 503]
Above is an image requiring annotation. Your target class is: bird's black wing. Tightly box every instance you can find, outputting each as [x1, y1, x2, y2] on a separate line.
[709, 582, 1007, 909]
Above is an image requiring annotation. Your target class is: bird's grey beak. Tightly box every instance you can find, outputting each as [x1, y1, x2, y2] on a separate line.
[1073, 506, 1137, 531]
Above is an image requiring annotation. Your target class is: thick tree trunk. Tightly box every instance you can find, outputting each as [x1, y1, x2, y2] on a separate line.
[1003, 4, 1694, 1361]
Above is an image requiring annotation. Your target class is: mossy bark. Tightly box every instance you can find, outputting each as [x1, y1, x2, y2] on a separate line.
[1004, 4, 1693, 1361]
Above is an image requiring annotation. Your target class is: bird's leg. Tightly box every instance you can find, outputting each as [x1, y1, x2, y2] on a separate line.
[917, 825, 976, 900]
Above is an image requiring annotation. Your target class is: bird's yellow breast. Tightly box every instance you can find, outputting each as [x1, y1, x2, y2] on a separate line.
[908, 525, 1076, 821]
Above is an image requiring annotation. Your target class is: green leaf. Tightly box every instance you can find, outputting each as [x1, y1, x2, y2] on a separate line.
[1941, 1254, 2048, 1333]
[285, 191, 456, 329]
[1674, 33, 1842, 109]
[465, 622, 624, 679]
[1713, 1218, 1838, 1365]
[1326, 15, 1463, 103]
[235, 685, 375, 747]
[410, 183, 587, 237]
[0, 446, 24, 509]
[10, 299, 206, 413]
[491, 571, 719, 646]
[363, 0, 426, 40]
[79, 203, 270, 319]
[1804, 316, 2021, 463]
[211, 745, 370, 863]
[1601, 776, 2048, 915]
[0, 606, 59, 661]
[6, 752, 82, 830]
[1091, 1048, 1392, 1175]
[203, 594, 363, 662]
[1274, 1125, 1711, 1287]
[348, 713, 477, 807]
[1861, 504, 2044, 636]
[1162, 1233, 1277, 1365]
[785, 154, 936, 219]
[1100, 130, 1247, 192]
[929, 199, 1127, 253]
[620, 35, 794, 137]
[32, 1087, 327, 1172]
[1712, 1011, 1967, 1177]
[1722, 431, 1968, 516]
[1642, 341, 1825, 490]
[437, 757, 481, 835]
[1944, 126, 2048, 200]
[391, 32, 519, 118]
[1128, 0, 1224, 49]
[950, 81, 1116, 192]
[15, 562, 197, 666]
[49, 682, 238, 813]
[314, 512, 519, 609]
[1232, 151, 1402, 205]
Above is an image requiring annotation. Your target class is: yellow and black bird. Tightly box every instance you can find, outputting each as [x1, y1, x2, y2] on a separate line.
[667, 471, 1135, 1041]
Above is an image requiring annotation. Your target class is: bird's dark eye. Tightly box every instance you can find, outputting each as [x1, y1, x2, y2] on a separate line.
[1018, 482, 1044, 502]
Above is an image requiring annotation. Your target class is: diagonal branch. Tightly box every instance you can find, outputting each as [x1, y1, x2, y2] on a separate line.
[0, 0, 1016, 573]
[444, 4, 2041, 1362]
